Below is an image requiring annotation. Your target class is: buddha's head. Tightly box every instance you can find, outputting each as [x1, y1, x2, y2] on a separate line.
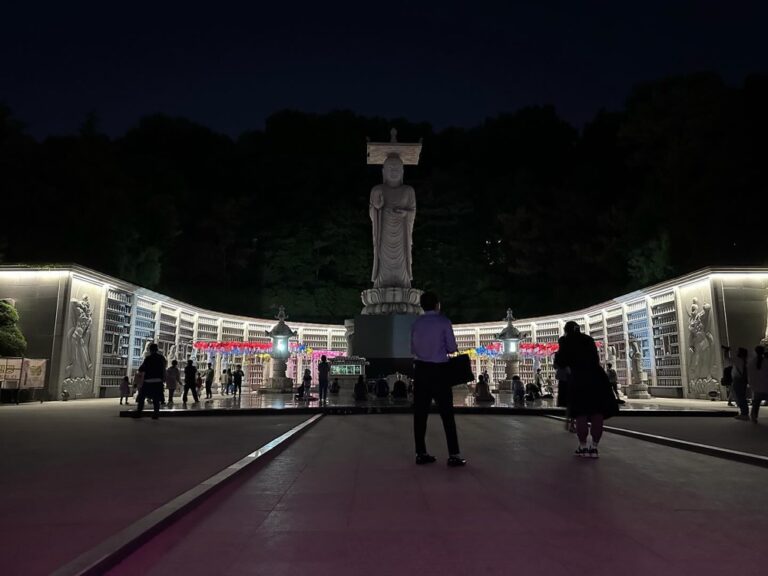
[382, 154, 404, 186]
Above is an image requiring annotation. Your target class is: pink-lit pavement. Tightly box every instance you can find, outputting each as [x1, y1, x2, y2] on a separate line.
[107, 414, 768, 576]
[0, 401, 308, 576]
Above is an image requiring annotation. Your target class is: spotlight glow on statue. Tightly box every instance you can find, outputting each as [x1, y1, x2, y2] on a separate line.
[369, 154, 416, 289]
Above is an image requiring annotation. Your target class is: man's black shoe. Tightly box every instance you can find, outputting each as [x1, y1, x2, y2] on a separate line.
[447, 456, 467, 467]
[416, 454, 437, 465]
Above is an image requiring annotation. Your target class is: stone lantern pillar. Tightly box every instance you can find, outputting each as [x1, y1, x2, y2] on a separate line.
[496, 309, 523, 392]
[264, 306, 298, 393]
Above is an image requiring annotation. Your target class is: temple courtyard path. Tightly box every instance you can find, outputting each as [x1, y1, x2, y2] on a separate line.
[107, 414, 768, 576]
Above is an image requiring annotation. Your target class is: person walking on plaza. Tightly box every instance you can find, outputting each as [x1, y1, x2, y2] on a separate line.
[411, 291, 466, 467]
[318, 355, 330, 403]
[732, 347, 750, 420]
[183, 359, 200, 404]
[221, 369, 232, 395]
[204, 363, 215, 399]
[135, 343, 165, 419]
[722, 346, 735, 406]
[747, 345, 768, 422]
[302, 368, 312, 399]
[232, 364, 244, 396]
[534, 368, 544, 394]
[119, 375, 131, 405]
[606, 362, 625, 405]
[165, 359, 181, 404]
[558, 321, 618, 458]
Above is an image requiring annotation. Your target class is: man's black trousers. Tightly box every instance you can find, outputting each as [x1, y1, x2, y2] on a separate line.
[137, 382, 162, 414]
[183, 382, 199, 403]
[413, 360, 460, 456]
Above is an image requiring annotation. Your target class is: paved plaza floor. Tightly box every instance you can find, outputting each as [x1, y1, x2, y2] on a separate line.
[0, 401, 307, 575]
[609, 414, 768, 457]
[106, 414, 768, 576]
[4, 401, 768, 575]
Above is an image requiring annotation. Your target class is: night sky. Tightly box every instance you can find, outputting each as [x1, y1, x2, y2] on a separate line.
[2, 1, 766, 139]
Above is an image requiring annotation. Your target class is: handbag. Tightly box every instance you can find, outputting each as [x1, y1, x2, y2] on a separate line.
[444, 354, 475, 387]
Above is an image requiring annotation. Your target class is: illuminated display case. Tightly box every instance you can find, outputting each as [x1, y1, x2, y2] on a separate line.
[100, 288, 132, 390]
[196, 315, 219, 343]
[516, 323, 534, 384]
[178, 311, 195, 361]
[533, 320, 560, 386]
[626, 299, 652, 376]
[605, 308, 627, 389]
[131, 297, 157, 373]
[651, 291, 682, 389]
[247, 322, 272, 390]
[588, 312, 605, 364]
[158, 306, 178, 359]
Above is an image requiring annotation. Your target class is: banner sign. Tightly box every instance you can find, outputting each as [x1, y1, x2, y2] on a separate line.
[0, 358, 23, 389]
[22, 359, 47, 389]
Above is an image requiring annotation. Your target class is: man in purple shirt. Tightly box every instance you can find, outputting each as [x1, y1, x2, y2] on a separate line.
[411, 291, 466, 467]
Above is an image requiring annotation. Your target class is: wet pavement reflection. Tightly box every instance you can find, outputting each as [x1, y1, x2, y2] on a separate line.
[132, 388, 732, 413]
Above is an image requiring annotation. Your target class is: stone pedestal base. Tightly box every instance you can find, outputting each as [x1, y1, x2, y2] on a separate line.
[260, 377, 294, 394]
[687, 377, 720, 400]
[352, 314, 420, 377]
[626, 371, 652, 399]
[62, 377, 95, 399]
[627, 385, 652, 399]
[361, 287, 423, 315]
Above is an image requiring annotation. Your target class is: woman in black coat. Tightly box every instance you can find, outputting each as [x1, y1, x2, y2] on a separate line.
[558, 322, 618, 458]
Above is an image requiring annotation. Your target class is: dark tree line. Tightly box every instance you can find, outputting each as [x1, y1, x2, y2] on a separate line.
[1, 73, 767, 323]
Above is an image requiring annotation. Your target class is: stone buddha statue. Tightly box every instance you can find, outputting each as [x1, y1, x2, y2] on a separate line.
[360, 129, 423, 315]
[369, 153, 416, 289]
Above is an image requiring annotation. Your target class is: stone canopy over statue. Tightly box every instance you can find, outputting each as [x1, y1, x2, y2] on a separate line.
[362, 129, 423, 315]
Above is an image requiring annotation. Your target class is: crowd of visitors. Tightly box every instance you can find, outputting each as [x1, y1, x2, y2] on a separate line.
[721, 345, 768, 422]
[124, 303, 768, 450]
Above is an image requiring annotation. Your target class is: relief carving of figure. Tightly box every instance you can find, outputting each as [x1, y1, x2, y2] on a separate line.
[687, 298, 715, 380]
[64, 295, 93, 381]
[369, 153, 416, 289]
[762, 290, 768, 345]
